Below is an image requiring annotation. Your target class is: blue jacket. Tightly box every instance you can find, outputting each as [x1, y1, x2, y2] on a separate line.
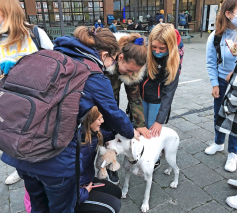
[95, 23, 104, 29]
[109, 24, 117, 33]
[178, 14, 187, 26]
[1, 36, 134, 179]
[156, 14, 164, 22]
[206, 29, 237, 87]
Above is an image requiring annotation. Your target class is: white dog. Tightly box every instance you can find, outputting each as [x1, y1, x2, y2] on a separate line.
[106, 127, 179, 212]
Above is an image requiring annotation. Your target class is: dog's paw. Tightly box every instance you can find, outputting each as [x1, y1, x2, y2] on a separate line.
[164, 169, 171, 175]
[141, 204, 149, 212]
[170, 181, 178, 188]
[121, 192, 127, 199]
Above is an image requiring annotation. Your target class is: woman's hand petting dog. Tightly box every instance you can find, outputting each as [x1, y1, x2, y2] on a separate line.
[149, 122, 162, 137]
[85, 182, 93, 193]
[136, 127, 151, 139]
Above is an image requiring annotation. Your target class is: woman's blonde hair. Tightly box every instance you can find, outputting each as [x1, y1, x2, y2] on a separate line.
[0, 0, 33, 52]
[147, 23, 180, 85]
[83, 106, 103, 146]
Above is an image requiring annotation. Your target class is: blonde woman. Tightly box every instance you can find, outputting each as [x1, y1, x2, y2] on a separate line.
[0, 0, 53, 184]
[140, 23, 181, 170]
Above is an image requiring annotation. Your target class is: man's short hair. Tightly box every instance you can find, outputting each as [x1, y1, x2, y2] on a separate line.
[113, 20, 117, 24]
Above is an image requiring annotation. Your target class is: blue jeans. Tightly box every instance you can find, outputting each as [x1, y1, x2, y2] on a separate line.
[142, 100, 161, 129]
[214, 77, 237, 153]
[17, 170, 77, 213]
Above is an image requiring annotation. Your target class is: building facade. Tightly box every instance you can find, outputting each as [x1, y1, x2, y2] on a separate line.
[21, 0, 220, 32]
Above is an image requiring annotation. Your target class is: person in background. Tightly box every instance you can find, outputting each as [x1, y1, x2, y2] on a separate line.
[0, 0, 53, 186]
[127, 20, 135, 30]
[178, 10, 187, 30]
[109, 20, 118, 33]
[156, 10, 165, 23]
[184, 11, 192, 28]
[140, 24, 181, 171]
[148, 15, 154, 32]
[205, 0, 237, 173]
[95, 19, 104, 29]
[159, 18, 164, 24]
[136, 21, 144, 31]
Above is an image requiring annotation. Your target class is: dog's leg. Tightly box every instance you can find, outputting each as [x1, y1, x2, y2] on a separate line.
[121, 169, 130, 198]
[141, 176, 152, 213]
[165, 156, 179, 188]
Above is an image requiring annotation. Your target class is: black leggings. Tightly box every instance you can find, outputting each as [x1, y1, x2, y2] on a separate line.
[75, 177, 122, 213]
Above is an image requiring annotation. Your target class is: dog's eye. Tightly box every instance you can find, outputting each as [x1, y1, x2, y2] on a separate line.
[117, 139, 121, 143]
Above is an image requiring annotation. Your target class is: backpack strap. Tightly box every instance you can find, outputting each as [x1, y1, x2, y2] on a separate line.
[214, 35, 222, 65]
[31, 25, 41, 50]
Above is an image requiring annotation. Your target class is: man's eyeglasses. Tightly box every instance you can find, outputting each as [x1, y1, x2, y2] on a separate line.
[110, 55, 117, 66]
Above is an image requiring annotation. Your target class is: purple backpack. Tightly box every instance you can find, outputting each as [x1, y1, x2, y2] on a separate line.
[0, 49, 102, 162]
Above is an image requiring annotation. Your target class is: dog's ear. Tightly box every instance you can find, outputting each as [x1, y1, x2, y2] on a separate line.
[130, 139, 143, 161]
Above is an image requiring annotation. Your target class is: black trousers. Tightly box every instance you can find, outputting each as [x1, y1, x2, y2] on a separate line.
[75, 177, 122, 213]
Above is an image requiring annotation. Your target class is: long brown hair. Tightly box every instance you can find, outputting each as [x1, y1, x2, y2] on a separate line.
[118, 33, 147, 66]
[147, 24, 180, 85]
[215, 0, 237, 36]
[83, 106, 103, 146]
[0, 0, 33, 52]
[74, 26, 119, 57]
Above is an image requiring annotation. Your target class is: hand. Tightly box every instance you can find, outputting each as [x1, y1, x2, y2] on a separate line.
[136, 127, 151, 139]
[149, 122, 162, 137]
[85, 182, 93, 193]
[134, 129, 140, 141]
[212, 86, 220, 98]
[226, 71, 233, 82]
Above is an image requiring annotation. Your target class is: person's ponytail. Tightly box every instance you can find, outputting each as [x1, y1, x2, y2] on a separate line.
[74, 26, 96, 47]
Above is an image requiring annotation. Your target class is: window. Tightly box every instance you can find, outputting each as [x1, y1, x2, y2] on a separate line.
[35, 0, 104, 27]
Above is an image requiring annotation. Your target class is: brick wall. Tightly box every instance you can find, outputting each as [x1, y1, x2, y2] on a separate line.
[24, 0, 37, 16]
[164, 0, 173, 23]
[103, 0, 113, 27]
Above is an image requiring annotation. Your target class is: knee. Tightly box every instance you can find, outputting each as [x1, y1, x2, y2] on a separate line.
[111, 198, 121, 213]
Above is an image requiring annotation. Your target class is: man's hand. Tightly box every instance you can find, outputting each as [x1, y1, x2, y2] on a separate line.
[149, 122, 162, 137]
[212, 86, 220, 98]
[134, 129, 140, 141]
[226, 71, 233, 82]
[136, 127, 151, 139]
[85, 182, 93, 193]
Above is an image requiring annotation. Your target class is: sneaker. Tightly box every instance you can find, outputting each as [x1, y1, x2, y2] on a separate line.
[226, 195, 237, 209]
[5, 171, 21, 185]
[153, 159, 161, 172]
[227, 179, 237, 188]
[107, 169, 119, 185]
[204, 143, 224, 155]
[225, 153, 237, 172]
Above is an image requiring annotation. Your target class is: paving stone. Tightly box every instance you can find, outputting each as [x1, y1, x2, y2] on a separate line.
[215, 167, 237, 180]
[198, 121, 215, 133]
[120, 199, 142, 213]
[176, 149, 200, 170]
[148, 200, 185, 213]
[168, 117, 186, 125]
[182, 114, 209, 124]
[186, 128, 214, 142]
[128, 182, 171, 211]
[189, 200, 229, 213]
[182, 163, 223, 188]
[179, 138, 207, 155]
[0, 160, 8, 183]
[172, 108, 190, 116]
[0, 203, 10, 213]
[204, 180, 237, 211]
[0, 184, 9, 206]
[165, 179, 211, 211]
[9, 179, 24, 191]
[194, 152, 226, 170]
[172, 120, 200, 132]
[119, 170, 146, 189]
[9, 187, 25, 213]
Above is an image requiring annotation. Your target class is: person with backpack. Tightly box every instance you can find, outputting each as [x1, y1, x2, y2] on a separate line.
[140, 24, 183, 171]
[184, 11, 192, 28]
[156, 10, 165, 23]
[178, 10, 187, 29]
[1, 25, 138, 212]
[205, 0, 237, 173]
[0, 0, 53, 185]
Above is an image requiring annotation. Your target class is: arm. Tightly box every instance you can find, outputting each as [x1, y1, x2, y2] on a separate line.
[206, 31, 219, 87]
[38, 28, 54, 50]
[156, 71, 179, 124]
[89, 75, 134, 139]
[124, 84, 146, 128]
[114, 25, 118, 32]
[79, 187, 89, 203]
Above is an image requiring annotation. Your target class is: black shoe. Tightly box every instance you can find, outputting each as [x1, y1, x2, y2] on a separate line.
[107, 169, 119, 185]
[154, 159, 161, 172]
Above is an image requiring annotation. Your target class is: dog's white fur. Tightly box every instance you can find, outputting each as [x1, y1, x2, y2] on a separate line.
[106, 127, 180, 212]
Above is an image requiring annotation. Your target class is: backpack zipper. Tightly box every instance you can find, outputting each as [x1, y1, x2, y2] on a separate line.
[2, 90, 36, 132]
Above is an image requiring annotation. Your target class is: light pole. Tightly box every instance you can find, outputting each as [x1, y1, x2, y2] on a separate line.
[175, 0, 180, 29]
[201, 0, 206, 37]
[57, 0, 65, 36]
[40, 0, 47, 32]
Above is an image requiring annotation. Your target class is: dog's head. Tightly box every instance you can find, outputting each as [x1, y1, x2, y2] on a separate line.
[106, 134, 143, 161]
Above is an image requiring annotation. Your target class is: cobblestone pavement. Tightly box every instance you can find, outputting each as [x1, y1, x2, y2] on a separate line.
[1, 33, 237, 213]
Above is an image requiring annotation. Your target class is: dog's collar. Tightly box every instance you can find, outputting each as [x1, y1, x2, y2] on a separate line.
[127, 146, 144, 164]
